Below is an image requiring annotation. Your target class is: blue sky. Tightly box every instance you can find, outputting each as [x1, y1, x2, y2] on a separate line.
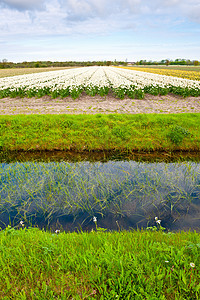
[0, 0, 200, 62]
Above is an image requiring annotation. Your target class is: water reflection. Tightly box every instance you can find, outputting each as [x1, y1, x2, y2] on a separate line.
[0, 160, 199, 231]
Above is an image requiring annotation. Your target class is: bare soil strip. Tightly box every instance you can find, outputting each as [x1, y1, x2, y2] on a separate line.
[0, 93, 200, 115]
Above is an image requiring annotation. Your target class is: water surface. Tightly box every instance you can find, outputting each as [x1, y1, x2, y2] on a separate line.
[0, 156, 199, 231]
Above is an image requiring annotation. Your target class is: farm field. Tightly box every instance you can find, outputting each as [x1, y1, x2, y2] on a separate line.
[119, 66, 200, 81]
[0, 66, 77, 78]
[1, 0, 200, 298]
[0, 66, 200, 100]
[1, 66, 200, 299]
[1, 66, 200, 115]
[124, 65, 200, 72]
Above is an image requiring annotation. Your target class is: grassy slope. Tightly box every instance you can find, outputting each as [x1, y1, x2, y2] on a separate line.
[0, 227, 199, 299]
[1, 114, 200, 152]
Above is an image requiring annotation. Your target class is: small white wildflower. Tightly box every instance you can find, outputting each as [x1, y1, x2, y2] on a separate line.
[155, 217, 158, 221]
[190, 262, 195, 268]
[20, 221, 24, 227]
[156, 220, 161, 225]
[165, 261, 169, 263]
[93, 216, 97, 223]
[55, 230, 60, 234]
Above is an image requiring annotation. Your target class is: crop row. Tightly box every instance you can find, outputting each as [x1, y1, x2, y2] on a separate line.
[120, 66, 200, 81]
[0, 66, 200, 99]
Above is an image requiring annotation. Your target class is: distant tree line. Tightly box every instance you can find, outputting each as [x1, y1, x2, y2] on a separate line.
[0, 58, 199, 69]
[0, 59, 125, 69]
[135, 58, 199, 66]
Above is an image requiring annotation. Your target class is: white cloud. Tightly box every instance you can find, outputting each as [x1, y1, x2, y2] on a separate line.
[0, 0, 141, 37]
[146, 0, 200, 22]
[0, 0, 199, 61]
[0, 0, 200, 25]
[182, 2, 200, 23]
[0, 0, 45, 10]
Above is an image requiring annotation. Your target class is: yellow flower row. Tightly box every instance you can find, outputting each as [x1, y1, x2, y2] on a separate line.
[118, 67, 200, 81]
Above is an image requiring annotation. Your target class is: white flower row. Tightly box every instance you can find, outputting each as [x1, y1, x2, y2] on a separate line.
[110, 67, 200, 89]
[0, 66, 200, 91]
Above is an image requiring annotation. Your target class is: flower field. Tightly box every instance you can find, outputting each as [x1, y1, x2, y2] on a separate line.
[0, 66, 200, 99]
[0, 67, 74, 78]
[119, 66, 200, 81]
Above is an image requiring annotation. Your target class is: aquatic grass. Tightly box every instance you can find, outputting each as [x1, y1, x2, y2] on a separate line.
[0, 114, 200, 152]
[0, 160, 200, 231]
[0, 226, 199, 299]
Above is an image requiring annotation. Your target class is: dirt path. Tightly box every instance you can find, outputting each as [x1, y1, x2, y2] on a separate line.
[0, 93, 200, 114]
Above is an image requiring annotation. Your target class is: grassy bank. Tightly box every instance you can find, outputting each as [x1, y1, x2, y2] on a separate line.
[0, 114, 200, 152]
[0, 226, 199, 299]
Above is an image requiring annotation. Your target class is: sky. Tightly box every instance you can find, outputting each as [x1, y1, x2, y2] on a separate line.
[0, 0, 200, 62]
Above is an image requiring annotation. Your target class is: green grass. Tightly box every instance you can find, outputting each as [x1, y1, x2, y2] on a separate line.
[0, 225, 199, 299]
[0, 114, 200, 152]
